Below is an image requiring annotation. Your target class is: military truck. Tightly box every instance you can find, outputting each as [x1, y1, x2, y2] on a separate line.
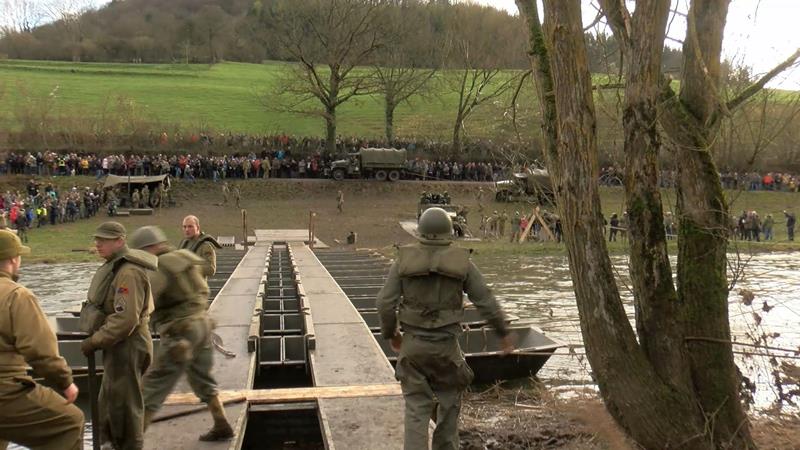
[330, 148, 407, 181]
[417, 194, 470, 238]
[495, 169, 555, 204]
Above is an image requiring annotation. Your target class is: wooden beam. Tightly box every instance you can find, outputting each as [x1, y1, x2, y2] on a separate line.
[164, 383, 402, 406]
[531, 209, 556, 241]
[518, 208, 537, 243]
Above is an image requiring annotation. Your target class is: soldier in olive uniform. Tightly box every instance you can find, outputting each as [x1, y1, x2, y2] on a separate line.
[377, 208, 514, 450]
[131, 226, 234, 441]
[179, 215, 221, 279]
[81, 222, 158, 450]
[131, 189, 141, 209]
[0, 230, 84, 450]
[221, 182, 230, 205]
[233, 185, 241, 209]
[510, 211, 521, 243]
[141, 185, 150, 208]
[499, 211, 508, 237]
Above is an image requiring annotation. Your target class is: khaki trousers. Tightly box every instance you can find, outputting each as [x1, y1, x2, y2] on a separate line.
[0, 381, 84, 450]
[395, 332, 474, 450]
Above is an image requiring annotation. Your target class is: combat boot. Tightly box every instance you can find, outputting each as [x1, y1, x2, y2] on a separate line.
[199, 395, 234, 441]
[143, 409, 155, 431]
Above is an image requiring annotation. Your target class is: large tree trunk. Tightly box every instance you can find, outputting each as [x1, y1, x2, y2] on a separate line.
[325, 107, 337, 155]
[617, 0, 693, 387]
[658, 2, 753, 446]
[385, 98, 396, 142]
[519, 0, 713, 448]
[326, 69, 340, 154]
[451, 117, 463, 154]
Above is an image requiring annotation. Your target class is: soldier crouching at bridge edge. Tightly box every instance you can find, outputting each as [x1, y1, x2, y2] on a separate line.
[377, 207, 514, 450]
[0, 229, 84, 449]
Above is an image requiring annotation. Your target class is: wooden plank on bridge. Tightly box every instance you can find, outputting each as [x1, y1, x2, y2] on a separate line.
[164, 383, 402, 406]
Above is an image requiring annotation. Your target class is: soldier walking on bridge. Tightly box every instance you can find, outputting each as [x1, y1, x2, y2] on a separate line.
[131, 226, 234, 441]
[377, 208, 514, 450]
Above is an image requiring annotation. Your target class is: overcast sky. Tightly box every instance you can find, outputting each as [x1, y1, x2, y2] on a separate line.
[475, 0, 800, 89]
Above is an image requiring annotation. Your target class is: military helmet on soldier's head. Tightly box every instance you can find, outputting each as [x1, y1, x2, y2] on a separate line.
[130, 225, 168, 249]
[418, 207, 453, 241]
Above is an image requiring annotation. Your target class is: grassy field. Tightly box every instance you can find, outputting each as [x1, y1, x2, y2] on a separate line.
[2, 175, 797, 264]
[0, 59, 535, 140]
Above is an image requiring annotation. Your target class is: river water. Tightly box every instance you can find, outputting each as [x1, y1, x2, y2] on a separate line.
[473, 251, 800, 410]
[10, 252, 799, 447]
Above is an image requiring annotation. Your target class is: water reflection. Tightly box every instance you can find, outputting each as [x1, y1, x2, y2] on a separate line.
[475, 251, 800, 410]
[19, 263, 99, 315]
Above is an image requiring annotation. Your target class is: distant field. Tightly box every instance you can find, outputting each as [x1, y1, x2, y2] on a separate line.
[0, 59, 537, 140]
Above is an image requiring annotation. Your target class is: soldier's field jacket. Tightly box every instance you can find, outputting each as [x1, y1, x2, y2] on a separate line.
[85, 247, 156, 350]
[149, 248, 209, 328]
[180, 234, 220, 278]
[377, 240, 509, 339]
[0, 271, 73, 391]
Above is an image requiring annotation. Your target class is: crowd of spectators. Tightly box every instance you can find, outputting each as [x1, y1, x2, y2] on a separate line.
[598, 167, 800, 192]
[5, 151, 800, 191]
[1, 150, 509, 182]
[0, 179, 105, 242]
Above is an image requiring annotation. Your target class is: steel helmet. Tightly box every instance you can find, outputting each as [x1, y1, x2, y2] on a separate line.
[418, 207, 453, 240]
[130, 225, 168, 249]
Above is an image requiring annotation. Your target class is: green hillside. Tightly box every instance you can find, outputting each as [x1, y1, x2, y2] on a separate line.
[0, 60, 535, 140]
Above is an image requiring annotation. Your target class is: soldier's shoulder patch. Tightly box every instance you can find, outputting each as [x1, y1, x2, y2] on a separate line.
[117, 286, 129, 295]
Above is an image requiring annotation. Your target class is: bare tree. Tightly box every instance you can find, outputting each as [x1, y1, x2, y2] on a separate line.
[265, 0, 387, 154]
[445, 38, 521, 153]
[515, 0, 800, 448]
[42, 0, 93, 61]
[371, 2, 439, 142]
[374, 65, 436, 142]
[192, 4, 228, 63]
[0, 0, 45, 35]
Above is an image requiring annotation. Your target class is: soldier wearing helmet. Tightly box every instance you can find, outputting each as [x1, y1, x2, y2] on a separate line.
[130, 226, 233, 441]
[377, 207, 514, 450]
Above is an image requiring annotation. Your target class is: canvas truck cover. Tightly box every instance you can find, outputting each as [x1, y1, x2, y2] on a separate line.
[522, 169, 553, 193]
[359, 148, 407, 167]
[103, 174, 170, 189]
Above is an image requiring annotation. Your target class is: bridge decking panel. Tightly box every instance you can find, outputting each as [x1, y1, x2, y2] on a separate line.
[309, 323, 397, 386]
[143, 245, 267, 450]
[209, 295, 263, 327]
[217, 277, 262, 296]
[318, 396, 405, 450]
[304, 293, 364, 325]
[229, 265, 267, 279]
[289, 243, 403, 447]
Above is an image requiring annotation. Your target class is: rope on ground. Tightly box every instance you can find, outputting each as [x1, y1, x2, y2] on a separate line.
[211, 332, 237, 358]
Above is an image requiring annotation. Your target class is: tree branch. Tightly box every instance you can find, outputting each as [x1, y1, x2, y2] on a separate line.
[725, 47, 800, 113]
